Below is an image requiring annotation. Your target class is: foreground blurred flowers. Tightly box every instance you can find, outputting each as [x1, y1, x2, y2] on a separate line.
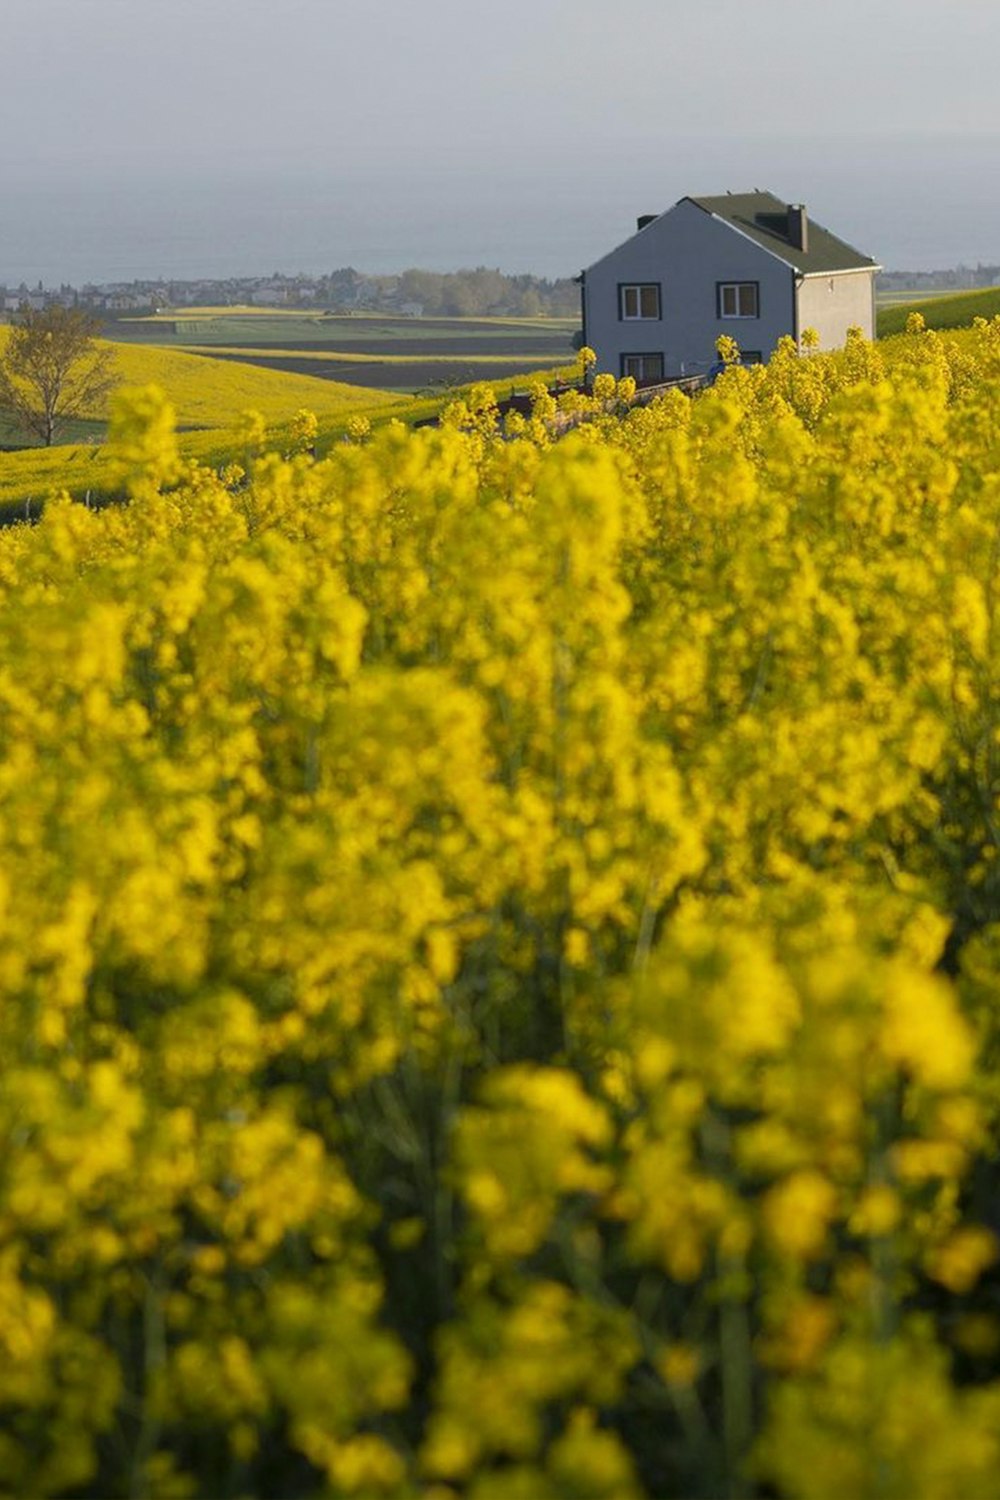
[4, 319, 1000, 1497]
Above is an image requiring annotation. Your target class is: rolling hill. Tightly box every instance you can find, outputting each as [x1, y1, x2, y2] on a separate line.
[0, 326, 401, 436]
[877, 284, 1000, 337]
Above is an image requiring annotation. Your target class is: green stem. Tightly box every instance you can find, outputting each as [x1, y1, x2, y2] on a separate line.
[719, 1274, 753, 1500]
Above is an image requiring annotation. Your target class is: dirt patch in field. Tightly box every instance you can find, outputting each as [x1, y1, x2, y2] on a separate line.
[182, 336, 573, 358]
[188, 351, 564, 393]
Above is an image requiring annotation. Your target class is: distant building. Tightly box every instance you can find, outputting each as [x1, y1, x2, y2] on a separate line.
[580, 191, 880, 381]
[4, 292, 46, 312]
[104, 293, 147, 311]
[250, 284, 291, 306]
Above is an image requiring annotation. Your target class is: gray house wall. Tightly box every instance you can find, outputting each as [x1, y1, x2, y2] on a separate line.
[796, 269, 876, 349]
[583, 199, 796, 379]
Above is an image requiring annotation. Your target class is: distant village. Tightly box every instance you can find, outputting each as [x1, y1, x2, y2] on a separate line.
[0, 266, 581, 319]
[3, 261, 999, 323]
[878, 263, 1000, 293]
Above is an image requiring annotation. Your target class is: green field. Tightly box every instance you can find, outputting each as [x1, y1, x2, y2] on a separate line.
[876, 284, 1000, 336]
[116, 309, 578, 342]
[875, 287, 958, 306]
[0, 414, 106, 450]
[105, 310, 581, 394]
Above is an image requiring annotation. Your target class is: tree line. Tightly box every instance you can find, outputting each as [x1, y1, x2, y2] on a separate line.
[325, 265, 580, 317]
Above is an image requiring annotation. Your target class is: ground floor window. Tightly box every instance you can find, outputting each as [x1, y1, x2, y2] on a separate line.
[718, 282, 759, 318]
[741, 350, 763, 363]
[621, 352, 664, 382]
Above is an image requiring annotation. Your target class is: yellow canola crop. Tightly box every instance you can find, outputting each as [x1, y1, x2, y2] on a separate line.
[106, 341, 402, 424]
[0, 325, 400, 428]
[5, 318, 1000, 1498]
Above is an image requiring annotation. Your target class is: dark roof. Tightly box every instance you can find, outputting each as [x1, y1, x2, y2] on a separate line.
[686, 192, 878, 274]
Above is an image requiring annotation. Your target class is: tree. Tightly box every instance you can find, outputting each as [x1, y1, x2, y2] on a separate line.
[0, 305, 119, 446]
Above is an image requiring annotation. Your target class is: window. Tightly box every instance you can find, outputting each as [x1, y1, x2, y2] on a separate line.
[741, 351, 763, 364]
[718, 282, 759, 318]
[619, 283, 661, 320]
[621, 352, 664, 383]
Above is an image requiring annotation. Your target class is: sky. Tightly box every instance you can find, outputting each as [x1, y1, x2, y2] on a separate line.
[1, 0, 998, 283]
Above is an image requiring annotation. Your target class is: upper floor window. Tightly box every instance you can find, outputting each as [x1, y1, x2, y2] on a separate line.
[620, 283, 661, 320]
[718, 282, 759, 318]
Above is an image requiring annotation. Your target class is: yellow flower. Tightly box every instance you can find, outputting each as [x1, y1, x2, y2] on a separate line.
[926, 1227, 998, 1293]
[762, 1171, 838, 1260]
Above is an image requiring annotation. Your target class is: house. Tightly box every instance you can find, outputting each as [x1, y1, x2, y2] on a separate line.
[579, 191, 880, 382]
[4, 291, 46, 313]
[103, 293, 147, 311]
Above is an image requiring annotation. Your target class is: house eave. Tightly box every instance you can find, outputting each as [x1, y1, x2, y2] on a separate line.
[797, 264, 883, 279]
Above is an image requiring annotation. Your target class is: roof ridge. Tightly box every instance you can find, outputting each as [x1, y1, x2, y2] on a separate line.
[686, 191, 876, 273]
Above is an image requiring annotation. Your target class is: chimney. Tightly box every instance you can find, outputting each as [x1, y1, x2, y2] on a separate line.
[636, 214, 657, 231]
[787, 204, 808, 253]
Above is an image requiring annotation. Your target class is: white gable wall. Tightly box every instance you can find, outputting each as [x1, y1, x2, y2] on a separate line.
[796, 269, 876, 350]
[583, 199, 796, 380]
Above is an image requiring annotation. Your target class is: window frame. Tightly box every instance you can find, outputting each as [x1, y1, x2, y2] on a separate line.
[620, 352, 665, 383]
[717, 281, 760, 319]
[618, 282, 662, 321]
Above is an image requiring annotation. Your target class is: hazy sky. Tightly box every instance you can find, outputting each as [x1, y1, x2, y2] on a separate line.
[2, 0, 999, 281]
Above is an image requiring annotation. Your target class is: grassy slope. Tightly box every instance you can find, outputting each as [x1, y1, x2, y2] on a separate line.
[876, 285, 1000, 338]
[0, 327, 400, 434]
[108, 342, 402, 425]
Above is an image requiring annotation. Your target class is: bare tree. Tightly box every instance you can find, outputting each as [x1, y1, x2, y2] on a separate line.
[0, 306, 119, 446]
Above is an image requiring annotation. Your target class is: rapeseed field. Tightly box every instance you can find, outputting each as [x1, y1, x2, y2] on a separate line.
[3, 318, 1000, 1497]
[0, 326, 401, 431]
